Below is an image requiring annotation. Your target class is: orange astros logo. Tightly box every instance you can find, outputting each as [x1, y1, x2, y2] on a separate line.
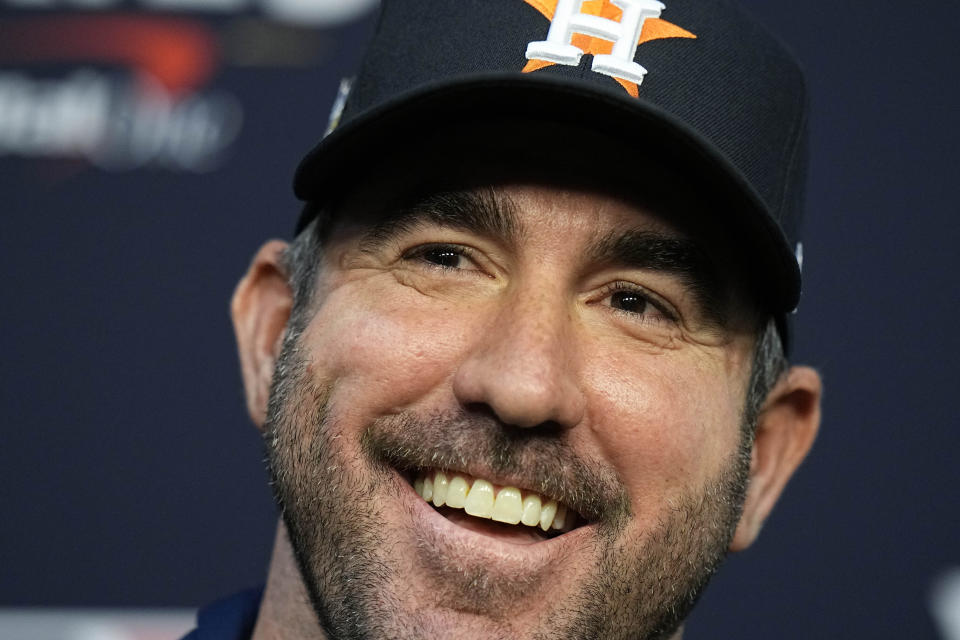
[522, 0, 696, 97]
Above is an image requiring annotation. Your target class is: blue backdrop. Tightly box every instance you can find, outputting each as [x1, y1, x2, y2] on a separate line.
[1, 1, 958, 638]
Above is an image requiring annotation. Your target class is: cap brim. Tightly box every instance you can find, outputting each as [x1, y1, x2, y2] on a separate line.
[293, 72, 801, 314]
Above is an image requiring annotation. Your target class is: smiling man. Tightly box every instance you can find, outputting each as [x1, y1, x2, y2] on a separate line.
[185, 1, 822, 639]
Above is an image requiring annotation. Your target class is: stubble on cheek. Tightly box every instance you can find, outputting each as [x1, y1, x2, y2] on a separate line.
[263, 349, 411, 640]
[535, 455, 750, 640]
[263, 354, 550, 639]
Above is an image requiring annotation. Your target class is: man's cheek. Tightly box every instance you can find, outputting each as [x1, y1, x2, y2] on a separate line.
[588, 358, 739, 497]
[304, 290, 476, 415]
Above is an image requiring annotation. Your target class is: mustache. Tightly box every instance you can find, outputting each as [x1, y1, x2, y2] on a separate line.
[361, 409, 631, 526]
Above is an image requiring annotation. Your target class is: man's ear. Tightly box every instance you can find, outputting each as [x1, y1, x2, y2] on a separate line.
[730, 365, 822, 552]
[231, 240, 292, 429]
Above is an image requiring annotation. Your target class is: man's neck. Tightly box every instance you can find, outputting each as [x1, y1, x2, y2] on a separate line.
[251, 520, 684, 640]
[251, 521, 327, 640]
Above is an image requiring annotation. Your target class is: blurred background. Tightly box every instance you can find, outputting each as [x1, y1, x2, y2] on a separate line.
[1, 0, 957, 638]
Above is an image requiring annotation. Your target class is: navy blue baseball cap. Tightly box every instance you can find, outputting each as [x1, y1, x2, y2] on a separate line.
[293, 0, 808, 332]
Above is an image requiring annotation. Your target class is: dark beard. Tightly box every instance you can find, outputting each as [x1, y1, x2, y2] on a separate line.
[263, 341, 751, 640]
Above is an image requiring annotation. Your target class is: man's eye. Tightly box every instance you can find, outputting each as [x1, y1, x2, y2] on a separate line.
[599, 282, 677, 324]
[403, 243, 477, 271]
[610, 290, 650, 315]
[421, 247, 464, 268]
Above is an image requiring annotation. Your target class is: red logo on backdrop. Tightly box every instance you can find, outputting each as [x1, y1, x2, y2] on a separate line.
[0, 0, 377, 172]
[1, 15, 218, 96]
[0, 12, 242, 171]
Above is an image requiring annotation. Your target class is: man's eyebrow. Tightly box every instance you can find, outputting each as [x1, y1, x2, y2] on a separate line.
[588, 229, 726, 326]
[358, 188, 521, 252]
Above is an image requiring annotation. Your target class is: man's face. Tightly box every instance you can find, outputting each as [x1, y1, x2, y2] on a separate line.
[263, 177, 758, 640]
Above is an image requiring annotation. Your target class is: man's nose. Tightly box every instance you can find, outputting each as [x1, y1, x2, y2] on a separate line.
[452, 287, 586, 429]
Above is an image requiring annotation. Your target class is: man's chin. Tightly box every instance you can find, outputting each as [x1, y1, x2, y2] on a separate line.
[380, 608, 539, 640]
[398, 467, 597, 613]
[280, 461, 593, 639]
[367, 463, 593, 617]
[281, 457, 734, 640]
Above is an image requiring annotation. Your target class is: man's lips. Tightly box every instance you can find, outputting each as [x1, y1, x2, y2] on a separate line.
[393, 464, 594, 578]
[412, 468, 583, 538]
[436, 507, 546, 545]
[363, 415, 618, 525]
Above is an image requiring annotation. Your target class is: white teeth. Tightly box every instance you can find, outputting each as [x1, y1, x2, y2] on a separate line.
[539, 499, 557, 532]
[413, 469, 577, 535]
[422, 476, 434, 503]
[464, 479, 495, 518]
[520, 493, 541, 527]
[445, 475, 469, 508]
[491, 487, 522, 525]
[432, 471, 449, 507]
[551, 504, 567, 530]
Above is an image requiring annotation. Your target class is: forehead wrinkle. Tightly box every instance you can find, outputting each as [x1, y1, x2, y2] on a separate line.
[358, 187, 524, 252]
[588, 229, 727, 327]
